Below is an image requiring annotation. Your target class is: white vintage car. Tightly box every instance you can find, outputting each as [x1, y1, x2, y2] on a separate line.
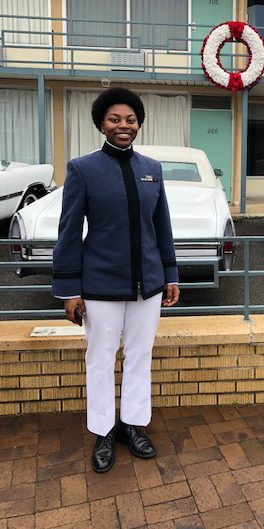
[9, 146, 236, 288]
[0, 160, 55, 220]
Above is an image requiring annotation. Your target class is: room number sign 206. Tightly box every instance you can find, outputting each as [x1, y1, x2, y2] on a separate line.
[207, 128, 219, 134]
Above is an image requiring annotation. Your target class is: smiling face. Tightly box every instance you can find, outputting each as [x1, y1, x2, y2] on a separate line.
[101, 103, 139, 148]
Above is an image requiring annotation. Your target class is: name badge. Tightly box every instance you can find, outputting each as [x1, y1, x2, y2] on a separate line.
[140, 175, 158, 182]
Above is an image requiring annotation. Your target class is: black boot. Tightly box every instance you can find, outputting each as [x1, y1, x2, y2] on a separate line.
[91, 426, 116, 473]
[116, 420, 156, 459]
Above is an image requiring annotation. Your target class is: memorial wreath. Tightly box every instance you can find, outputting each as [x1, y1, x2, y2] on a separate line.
[201, 21, 264, 92]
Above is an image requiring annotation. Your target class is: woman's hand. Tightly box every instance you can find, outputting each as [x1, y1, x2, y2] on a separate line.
[64, 297, 86, 324]
[162, 284, 180, 307]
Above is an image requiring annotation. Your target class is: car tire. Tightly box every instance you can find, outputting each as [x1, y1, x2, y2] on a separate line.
[220, 220, 236, 271]
[20, 191, 38, 208]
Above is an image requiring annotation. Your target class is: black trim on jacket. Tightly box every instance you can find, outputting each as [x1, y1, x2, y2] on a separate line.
[82, 285, 164, 301]
[102, 141, 143, 298]
[163, 259, 177, 268]
[118, 158, 142, 296]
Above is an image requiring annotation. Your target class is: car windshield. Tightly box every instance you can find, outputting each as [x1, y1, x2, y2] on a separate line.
[161, 161, 201, 182]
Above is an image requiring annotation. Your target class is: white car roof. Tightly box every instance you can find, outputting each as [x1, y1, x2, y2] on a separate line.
[133, 145, 217, 187]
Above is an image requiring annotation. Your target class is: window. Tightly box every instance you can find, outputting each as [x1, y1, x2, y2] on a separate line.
[248, 1, 264, 38]
[66, 0, 188, 50]
[66, 0, 126, 48]
[0, 0, 49, 45]
[192, 95, 231, 110]
[131, 0, 187, 50]
[161, 162, 201, 182]
[247, 103, 264, 176]
[0, 88, 52, 164]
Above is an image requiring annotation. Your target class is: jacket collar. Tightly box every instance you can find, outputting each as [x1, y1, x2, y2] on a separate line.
[102, 141, 134, 160]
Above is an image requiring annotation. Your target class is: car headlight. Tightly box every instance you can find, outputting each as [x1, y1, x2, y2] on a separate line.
[9, 215, 21, 237]
[9, 214, 25, 256]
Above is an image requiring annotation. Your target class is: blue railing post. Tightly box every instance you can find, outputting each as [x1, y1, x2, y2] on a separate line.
[243, 238, 250, 320]
[38, 74, 46, 164]
[0, 29, 4, 67]
[151, 23, 155, 78]
[240, 88, 248, 214]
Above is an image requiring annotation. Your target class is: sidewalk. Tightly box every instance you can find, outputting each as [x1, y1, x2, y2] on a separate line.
[231, 198, 264, 218]
[1, 405, 264, 529]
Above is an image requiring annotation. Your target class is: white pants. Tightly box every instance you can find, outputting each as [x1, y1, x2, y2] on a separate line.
[84, 293, 162, 436]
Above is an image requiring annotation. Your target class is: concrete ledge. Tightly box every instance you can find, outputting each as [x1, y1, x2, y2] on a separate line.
[1, 315, 264, 415]
[0, 314, 253, 350]
[156, 315, 251, 345]
[0, 319, 87, 351]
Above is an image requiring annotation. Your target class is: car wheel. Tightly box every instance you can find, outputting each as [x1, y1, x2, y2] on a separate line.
[220, 220, 236, 271]
[20, 192, 38, 208]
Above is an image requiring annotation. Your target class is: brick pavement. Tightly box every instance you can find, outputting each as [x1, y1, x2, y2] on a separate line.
[1, 405, 264, 528]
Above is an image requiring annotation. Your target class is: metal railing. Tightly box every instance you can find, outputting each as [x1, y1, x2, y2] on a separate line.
[0, 236, 264, 320]
[0, 14, 254, 78]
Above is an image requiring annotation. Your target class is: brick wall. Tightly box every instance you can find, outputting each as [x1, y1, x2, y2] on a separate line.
[1, 338, 264, 416]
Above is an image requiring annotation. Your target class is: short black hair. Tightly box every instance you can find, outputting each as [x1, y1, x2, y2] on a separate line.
[91, 87, 145, 132]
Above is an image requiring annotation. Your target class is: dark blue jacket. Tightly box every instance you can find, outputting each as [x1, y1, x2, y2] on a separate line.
[52, 142, 178, 300]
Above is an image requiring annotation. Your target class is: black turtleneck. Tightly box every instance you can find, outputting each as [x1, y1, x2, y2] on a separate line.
[102, 141, 134, 160]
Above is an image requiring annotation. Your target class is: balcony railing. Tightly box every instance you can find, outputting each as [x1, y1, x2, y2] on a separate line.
[0, 236, 264, 321]
[0, 14, 253, 79]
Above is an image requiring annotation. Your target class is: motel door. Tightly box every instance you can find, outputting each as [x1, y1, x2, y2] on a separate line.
[190, 109, 232, 201]
[191, 0, 233, 73]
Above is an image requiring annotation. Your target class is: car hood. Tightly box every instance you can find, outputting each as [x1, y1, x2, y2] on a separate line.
[165, 185, 217, 238]
[16, 185, 218, 240]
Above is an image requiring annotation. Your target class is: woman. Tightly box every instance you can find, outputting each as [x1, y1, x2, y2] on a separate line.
[52, 87, 180, 473]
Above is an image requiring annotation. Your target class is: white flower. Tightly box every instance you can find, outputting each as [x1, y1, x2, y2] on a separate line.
[203, 24, 230, 88]
[241, 25, 264, 87]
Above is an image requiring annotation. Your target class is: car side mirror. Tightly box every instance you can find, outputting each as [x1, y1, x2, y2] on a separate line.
[214, 168, 223, 178]
[1, 160, 10, 171]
